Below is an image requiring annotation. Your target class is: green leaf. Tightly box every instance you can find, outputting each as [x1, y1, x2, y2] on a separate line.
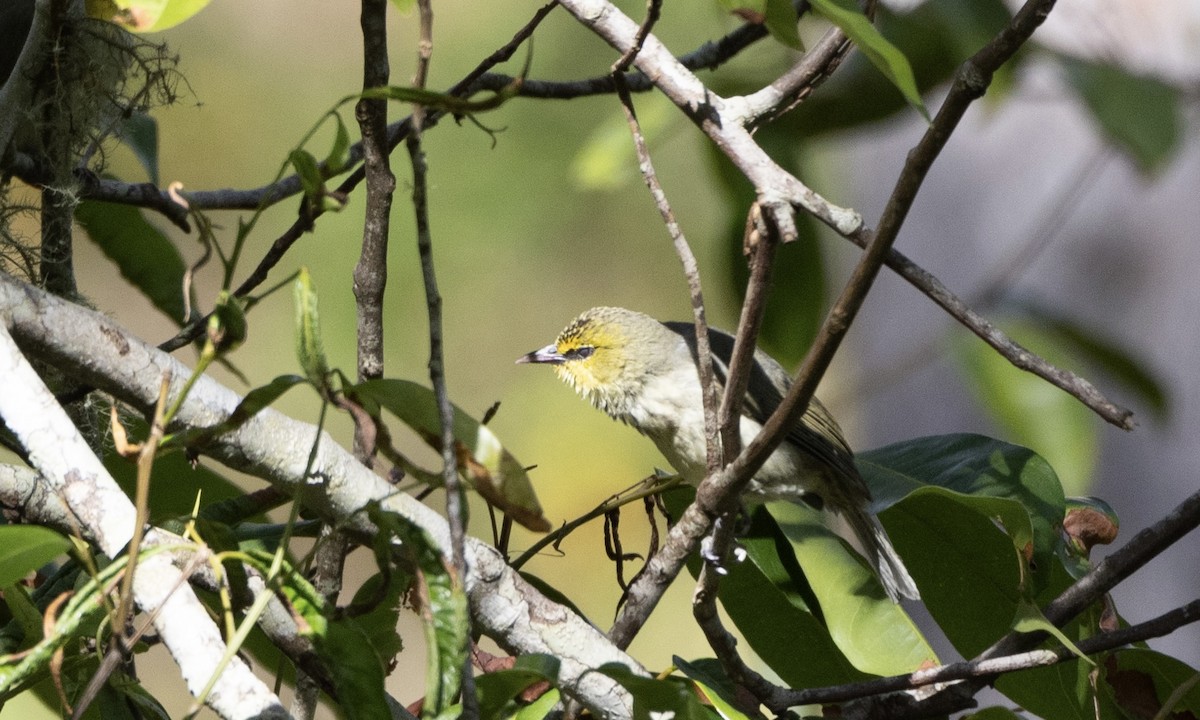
[1011, 600, 1091, 664]
[763, 0, 803, 50]
[293, 268, 330, 389]
[207, 290, 247, 353]
[75, 200, 190, 324]
[1063, 57, 1181, 174]
[169, 374, 306, 450]
[661, 489, 874, 687]
[879, 490, 1023, 658]
[351, 379, 550, 532]
[571, 93, 675, 190]
[117, 112, 159, 186]
[2, 583, 45, 649]
[346, 570, 408, 663]
[514, 688, 560, 720]
[108, 671, 171, 720]
[0, 527, 69, 588]
[105, 423, 253, 523]
[759, 0, 1012, 136]
[674, 658, 753, 720]
[716, 0, 802, 49]
[475, 654, 560, 720]
[102, 0, 213, 32]
[1100, 649, 1200, 718]
[807, 0, 927, 119]
[995, 660, 1095, 720]
[858, 435, 1094, 660]
[861, 434, 1067, 588]
[367, 505, 469, 718]
[325, 112, 352, 176]
[265, 554, 391, 720]
[289, 149, 325, 202]
[953, 321, 1099, 495]
[766, 501, 937, 677]
[597, 664, 712, 720]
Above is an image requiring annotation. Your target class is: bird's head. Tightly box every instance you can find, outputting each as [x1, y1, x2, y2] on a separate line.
[517, 306, 678, 418]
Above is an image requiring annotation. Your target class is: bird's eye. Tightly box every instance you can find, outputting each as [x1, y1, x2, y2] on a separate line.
[564, 346, 595, 361]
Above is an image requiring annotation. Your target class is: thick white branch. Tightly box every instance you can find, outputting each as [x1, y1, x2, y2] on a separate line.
[0, 321, 288, 720]
[0, 273, 640, 720]
[555, 0, 862, 237]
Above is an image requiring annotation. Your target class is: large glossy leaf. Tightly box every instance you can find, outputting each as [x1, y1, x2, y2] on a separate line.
[860, 435, 1074, 657]
[765, 501, 936, 676]
[75, 201, 190, 324]
[1063, 56, 1181, 175]
[953, 321, 1099, 495]
[861, 434, 1067, 574]
[663, 489, 920, 685]
[0, 527, 69, 588]
[879, 489, 1023, 658]
[994, 659, 1095, 720]
[351, 379, 550, 532]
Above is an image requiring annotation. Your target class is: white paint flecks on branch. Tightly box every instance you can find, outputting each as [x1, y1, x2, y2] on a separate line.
[0, 273, 640, 720]
[0, 323, 289, 720]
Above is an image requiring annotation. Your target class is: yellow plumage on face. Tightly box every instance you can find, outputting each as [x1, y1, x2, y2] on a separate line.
[551, 313, 629, 399]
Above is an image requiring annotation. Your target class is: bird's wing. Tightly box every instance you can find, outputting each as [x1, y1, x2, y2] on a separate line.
[665, 321, 867, 494]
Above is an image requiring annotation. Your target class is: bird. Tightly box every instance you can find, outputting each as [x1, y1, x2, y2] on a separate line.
[517, 306, 919, 602]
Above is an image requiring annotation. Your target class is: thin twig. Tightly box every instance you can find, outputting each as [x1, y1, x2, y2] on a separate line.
[406, 1, 478, 716]
[769, 597, 1200, 712]
[738, 25, 853, 130]
[612, 1, 720, 475]
[854, 241, 1135, 430]
[511, 476, 679, 571]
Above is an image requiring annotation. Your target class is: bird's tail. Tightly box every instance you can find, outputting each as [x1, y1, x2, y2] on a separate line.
[835, 505, 920, 602]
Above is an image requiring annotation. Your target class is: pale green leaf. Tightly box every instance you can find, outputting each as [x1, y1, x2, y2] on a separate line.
[807, 0, 927, 118]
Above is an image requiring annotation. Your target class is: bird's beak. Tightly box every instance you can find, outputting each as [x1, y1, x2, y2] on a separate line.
[516, 344, 565, 365]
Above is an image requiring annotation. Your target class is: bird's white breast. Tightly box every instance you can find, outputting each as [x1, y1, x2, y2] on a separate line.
[626, 362, 822, 500]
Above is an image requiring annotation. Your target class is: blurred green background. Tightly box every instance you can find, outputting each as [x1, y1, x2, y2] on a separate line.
[8, 0, 1200, 715]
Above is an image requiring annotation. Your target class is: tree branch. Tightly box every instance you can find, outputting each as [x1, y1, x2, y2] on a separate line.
[735, 0, 1062, 489]
[0, 272, 643, 720]
[0, 323, 287, 720]
[770, 596, 1200, 712]
[352, 0, 395, 384]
